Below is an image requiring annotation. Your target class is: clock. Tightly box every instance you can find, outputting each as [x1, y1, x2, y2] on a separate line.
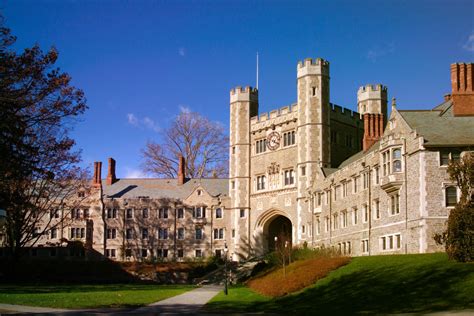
[266, 131, 281, 151]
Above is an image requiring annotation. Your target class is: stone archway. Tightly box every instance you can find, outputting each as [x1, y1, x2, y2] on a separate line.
[254, 209, 293, 254]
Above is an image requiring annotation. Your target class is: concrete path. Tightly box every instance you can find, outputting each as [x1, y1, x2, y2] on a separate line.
[0, 285, 222, 315]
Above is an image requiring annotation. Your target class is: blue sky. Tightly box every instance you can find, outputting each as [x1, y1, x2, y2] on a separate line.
[3, 0, 473, 178]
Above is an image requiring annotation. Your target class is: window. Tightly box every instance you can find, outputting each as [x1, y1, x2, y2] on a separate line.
[445, 186, 458, 207]
[197, 190, 202, 196]
[159, 208, 168, 219]
[382, 151, 390, 176]
[215, 249, 222, 257]
[334, 185, 341, 201]
[194, 206, 206, 218]
[325, 191, 330, 205]
[50, 228, 57, 239]
[257, 175, 266, 191]
[363, 172, 369, 189]
[232, 146, 236, 154]
[215, 208, 223, 219]
[316, 217, 321, 235]
[332, 213, 338, 230]
[126, 208, 133, 219]
[231, 181, 235, 189]
[256, 139, 267, 154]
[352, 207, 358, 225]
[72, 209, 81, 219]
[83, 209, 90, 218]
[195, 249, 202, 258]
[142, 208, 149, 218]
[381, 233, 402, 251]
[177, 228, 185, 240]
[78, 191, 85, 198]
[342, 182, 348, 197]
[195, 228, 203, 240]
[301, 166, 306, 176]
[353, 177, 359, 193]
[440, 149, 461, 166]
[284, 169, 295, 186]
[107, 228, 117, 239]
[177, 249, 184, 258]
[361, 239, 369, 254]
[374, 199, 380, 219]
[232, 229, 235, 238]
[325, 216, 330, 232]
[317, 192, 322, 206]
[390, 194, 400, 215]
[141, 249, 148, 258]
[363, 204, 368, 223]
[341, 210, 348, 228]
[374, 167, 380, 185]
[50, 209, 60, 219]
[126, 228, 133, 239]
[302, 225, 306, 234]
[142, 228, 149, 240]
[177, 208, 184, 219]
[213, 228, 224, 240]
[125, 249, 132, 257]
[283, 130, 296, 147]
[158, 228, 168, 240]
[392, 148, 402, 173]
[106, 249, 116, 258]
[157, 249, 168, 258]
[106, 208, 117, 219]
[240, 209, 245, 218]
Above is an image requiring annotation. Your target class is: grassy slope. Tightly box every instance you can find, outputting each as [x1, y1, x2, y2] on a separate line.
[0, 284, 195, 309]
[206, 253, 474, 314]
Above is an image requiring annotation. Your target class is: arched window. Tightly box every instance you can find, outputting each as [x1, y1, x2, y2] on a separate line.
[392, 148, 402, 172]
[445, 187, 458, 207]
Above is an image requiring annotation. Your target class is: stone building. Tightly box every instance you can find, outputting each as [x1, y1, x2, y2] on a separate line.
[8, 59, 473, 262]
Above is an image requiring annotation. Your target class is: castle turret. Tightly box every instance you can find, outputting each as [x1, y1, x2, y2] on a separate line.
[296, 58, 330, 243]
[229, 86, 258, 257]
[357, 84, 387, 151]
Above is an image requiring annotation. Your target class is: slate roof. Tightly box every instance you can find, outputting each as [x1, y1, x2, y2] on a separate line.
[338, 140, 380, 169]
[398, 101, 474, 146]
[102, 178, 228, 199]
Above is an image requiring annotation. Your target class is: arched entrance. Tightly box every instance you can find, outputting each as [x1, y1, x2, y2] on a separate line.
[267, 215, 292, 251]
[254, 209, 293, 254]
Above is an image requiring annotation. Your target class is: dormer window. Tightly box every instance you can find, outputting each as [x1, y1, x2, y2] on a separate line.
[197, 189, 202, 196]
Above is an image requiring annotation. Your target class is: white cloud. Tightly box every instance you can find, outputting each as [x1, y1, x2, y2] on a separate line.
[179, 105, 191, 113]
[127, 113, 138, 126]
[126, 113, 160, 132]
[178, 47, 185, 56]
[367, 42, 395, 62]
[463, 32, 474, 52]
[124, 167, 147, 178]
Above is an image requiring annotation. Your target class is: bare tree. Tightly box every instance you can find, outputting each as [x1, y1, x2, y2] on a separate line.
[141, 111, 229, 178]
[0, 20, 88, 258]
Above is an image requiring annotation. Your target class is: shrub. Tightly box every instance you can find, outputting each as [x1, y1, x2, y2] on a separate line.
[446, 205, 474, 262]
[247, 256, 350, 297]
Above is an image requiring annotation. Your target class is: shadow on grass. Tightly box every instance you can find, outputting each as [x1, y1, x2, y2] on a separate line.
[207, 254, 474, 315]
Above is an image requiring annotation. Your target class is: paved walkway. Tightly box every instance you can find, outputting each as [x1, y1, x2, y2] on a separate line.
[0, 285, 222, 315]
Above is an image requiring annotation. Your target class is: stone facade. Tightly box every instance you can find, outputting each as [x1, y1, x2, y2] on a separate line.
[8, 59, 473, 262]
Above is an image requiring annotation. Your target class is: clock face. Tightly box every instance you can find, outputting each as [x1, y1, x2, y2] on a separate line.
[267, 132, 281, 151]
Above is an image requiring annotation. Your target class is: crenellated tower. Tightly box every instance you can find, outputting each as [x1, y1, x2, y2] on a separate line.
[357, 84, 387, 151]
[229, 86, 258, 257]
[296, 58, 330, 242]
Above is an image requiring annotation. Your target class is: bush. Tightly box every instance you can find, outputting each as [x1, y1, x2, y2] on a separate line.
[247, 256, 350, 297]
[446, 205, 474, 262]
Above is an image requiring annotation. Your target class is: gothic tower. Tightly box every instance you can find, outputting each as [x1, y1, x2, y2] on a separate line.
[229, 86, 258, 258]
[296, 58, 330, 243]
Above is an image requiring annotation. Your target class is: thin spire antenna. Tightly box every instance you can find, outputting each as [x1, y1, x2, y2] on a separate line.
[256, 52, 259, 90]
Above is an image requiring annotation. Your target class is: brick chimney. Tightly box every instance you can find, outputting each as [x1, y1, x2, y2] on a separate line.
[451, 63, 474, 116]
[92, 161, 102, 187]
[178, 155, 186, 185]
[106, 157, 117, 185]
[363, 113, 384, 151]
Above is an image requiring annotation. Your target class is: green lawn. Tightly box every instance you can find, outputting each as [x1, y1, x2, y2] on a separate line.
[206, 253, 474, 314]
[0, 284, 195, 309]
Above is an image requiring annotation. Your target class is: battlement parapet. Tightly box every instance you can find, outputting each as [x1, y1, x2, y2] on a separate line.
[297, 57, 330, 78]
[357, 84, 388, 101]
[230, 86, 259, 103]
[250, 103, 299, 132]
[330, 103, 362, 120]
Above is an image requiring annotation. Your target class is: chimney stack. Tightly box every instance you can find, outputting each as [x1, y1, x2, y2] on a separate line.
[357, 84, 387, 151]
[178, 155, 186, 185]
[451, 63, 474, 116]
[92, 161, 102, 187]
[106, 157, 117, 185]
